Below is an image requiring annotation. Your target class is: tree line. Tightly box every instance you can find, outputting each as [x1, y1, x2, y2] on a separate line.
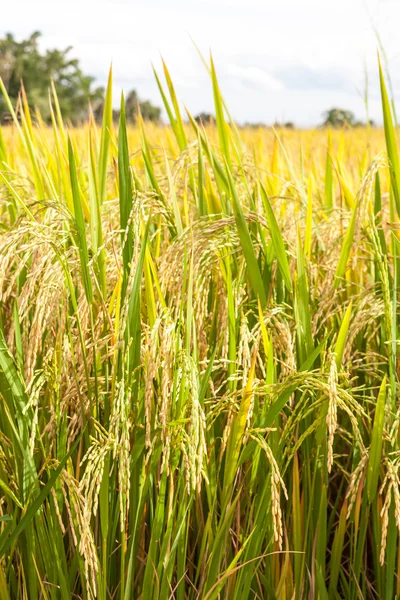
[0, 31, 161, 124]
[196, 110, 375, 129]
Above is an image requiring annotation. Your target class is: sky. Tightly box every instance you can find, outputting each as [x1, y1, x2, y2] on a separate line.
[2, 0, 400, 126]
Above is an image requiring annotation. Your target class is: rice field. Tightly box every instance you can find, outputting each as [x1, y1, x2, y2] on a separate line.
[0, 59, 399, 599]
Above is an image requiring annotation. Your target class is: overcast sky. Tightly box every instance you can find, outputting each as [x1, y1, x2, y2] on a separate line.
[2, 0, 400, 126]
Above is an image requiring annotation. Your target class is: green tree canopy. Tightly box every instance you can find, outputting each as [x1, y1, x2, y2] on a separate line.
[321, 108, 357, 128]
[137, 99, 161, 123]
[194, 112, 215, 125]
[0, 31, 162, 125]
[94, 89, 162, 124]
[0, 31, 104, 123]
[122, 89, 161, 123]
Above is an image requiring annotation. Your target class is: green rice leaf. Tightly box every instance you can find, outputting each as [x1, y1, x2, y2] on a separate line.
[367, 376, 387, 503]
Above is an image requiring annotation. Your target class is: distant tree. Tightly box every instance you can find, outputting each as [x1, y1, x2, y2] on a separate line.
[0, 32, 162, 125]
[101, 89, 161, 124]
[125, 89, 139, 120]
[194, 112, 215, 125]
[272, 120, 295, 129]
[242, 121, 266, 129]
[321, 108, 356, 128]
[138, 99, 161, 123]
[0, 32, 104, 123]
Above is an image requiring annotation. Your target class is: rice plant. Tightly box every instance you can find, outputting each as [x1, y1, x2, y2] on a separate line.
[0, 55, 399, 599]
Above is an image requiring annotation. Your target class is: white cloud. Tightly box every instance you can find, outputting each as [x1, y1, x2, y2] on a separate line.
[223, 64, 283, 92]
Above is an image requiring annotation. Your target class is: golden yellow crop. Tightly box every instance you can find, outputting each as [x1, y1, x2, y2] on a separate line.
[0, 60, 398, 599]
